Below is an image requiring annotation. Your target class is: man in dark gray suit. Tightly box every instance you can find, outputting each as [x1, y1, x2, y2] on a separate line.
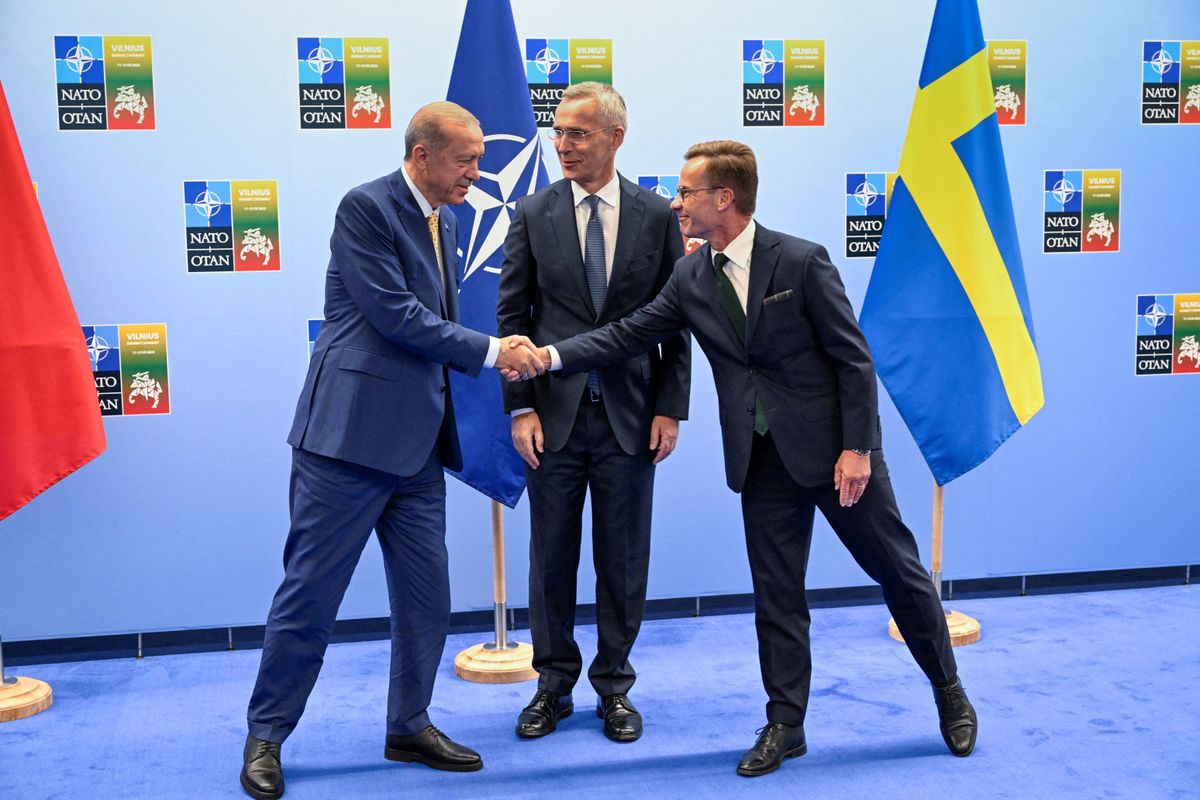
[505, 140, 976, 775]
[497, 83, 690, 743]
[239, 102, 544, 800]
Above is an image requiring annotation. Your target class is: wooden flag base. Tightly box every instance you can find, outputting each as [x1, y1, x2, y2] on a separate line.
[0, 677, 53, 722]
[889, 611, 981, 648]
[454, 642, 538, 684]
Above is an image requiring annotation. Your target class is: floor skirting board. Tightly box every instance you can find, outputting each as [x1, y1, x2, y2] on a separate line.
[4, 563, 1195, 667]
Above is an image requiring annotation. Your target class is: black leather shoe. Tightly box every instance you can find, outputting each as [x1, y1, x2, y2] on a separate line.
[933, 678, 978, 756]
[516, 690, 573, 738]
[384, 725, 483, 772]
[240, 735, 284, 799]
[596, 693, 642, 742]
[736, 723, 807, 777]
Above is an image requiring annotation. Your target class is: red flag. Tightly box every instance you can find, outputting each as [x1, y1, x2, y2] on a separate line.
[0, 80, 105, 520]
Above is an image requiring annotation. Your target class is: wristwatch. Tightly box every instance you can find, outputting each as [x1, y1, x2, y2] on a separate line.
[850, 448, 871, 457]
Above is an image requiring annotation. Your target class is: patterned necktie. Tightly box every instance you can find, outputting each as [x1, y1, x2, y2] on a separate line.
[583, 195, 606, 396]
[426, 212, 447, 295]
[713, 252, 768, 436]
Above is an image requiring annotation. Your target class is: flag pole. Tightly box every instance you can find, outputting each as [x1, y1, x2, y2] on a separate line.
[0, 621, 54, 722]
[453, 501, 537, 682]
[890, 482, 981, 647]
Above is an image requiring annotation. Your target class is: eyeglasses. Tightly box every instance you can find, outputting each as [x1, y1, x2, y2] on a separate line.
[675, 186, 726, 202]
[546, 126, 615, 143]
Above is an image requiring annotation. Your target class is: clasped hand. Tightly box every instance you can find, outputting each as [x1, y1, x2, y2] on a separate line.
[497, 336, 551, 381]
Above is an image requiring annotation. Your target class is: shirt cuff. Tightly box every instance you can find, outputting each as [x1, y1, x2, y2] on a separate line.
[547, 345, 563, 371]
[484, 336, 500, 369]
[510, 407, 535, 417]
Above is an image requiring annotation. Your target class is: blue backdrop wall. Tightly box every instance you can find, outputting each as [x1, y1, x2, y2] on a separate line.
[2, 0, 1197, 641]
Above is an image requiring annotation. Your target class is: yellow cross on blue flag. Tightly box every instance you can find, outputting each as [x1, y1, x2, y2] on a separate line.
[860, 0, 1044, 486]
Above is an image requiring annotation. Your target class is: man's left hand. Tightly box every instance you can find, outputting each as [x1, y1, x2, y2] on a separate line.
[649, 416, 679, 465]
[833, 450, 871, 507]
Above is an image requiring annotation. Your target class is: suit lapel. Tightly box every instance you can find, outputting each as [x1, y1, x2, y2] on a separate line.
[698, 243, 744, 351]
[441, 213, 460, 322]
[600, 175, 645, 322]
[387, 169, 448, 316]
[744, 226, 781, 348]
[548, 181, 596, 318]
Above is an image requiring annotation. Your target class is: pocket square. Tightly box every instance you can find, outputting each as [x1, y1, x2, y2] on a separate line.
[763, 289, 796, 306]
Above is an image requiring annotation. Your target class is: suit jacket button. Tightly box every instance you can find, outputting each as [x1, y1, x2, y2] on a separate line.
[746, 406, 754, 414]
[749, 367, 757, 375]
[440, 386, 447, 393]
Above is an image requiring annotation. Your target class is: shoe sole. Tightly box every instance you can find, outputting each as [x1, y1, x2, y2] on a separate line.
[515, 704, 573, 738]
[735, 744, 808, 777]
[383, 747, 483, 772]
[239, 770, 284, 800]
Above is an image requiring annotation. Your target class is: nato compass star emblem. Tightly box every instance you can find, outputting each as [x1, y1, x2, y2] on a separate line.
[852, 180, 881, 208]
[86, 334, 112, 369]
[192, 190, 224, 218]
[458, 132, 545, 282]
[1141, 303, 1168, 330]
[306, 47, 337, 77]
[1051, 178, 1076, 206]
[1150, 48, 1175, 76]
[64, 45, 96, 75]
[532, 47, 563, 79]
[749, 48, 778, 78]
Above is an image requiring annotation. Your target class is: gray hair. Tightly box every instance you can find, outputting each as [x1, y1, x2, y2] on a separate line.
[404, 101, 481, 159]
[560, 82, 627, 129]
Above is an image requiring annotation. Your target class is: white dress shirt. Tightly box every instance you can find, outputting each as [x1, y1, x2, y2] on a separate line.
[571, 173, 621, 282]
[713, 219, 756, 312]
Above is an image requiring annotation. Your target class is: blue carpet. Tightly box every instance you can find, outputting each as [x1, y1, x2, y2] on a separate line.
[2, 585, 1197, 799]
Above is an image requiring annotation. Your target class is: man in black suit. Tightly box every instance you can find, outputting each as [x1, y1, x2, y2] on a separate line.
[239, 102, 545, 800]
[496, 83, 690, 743]
[505, 140, 976, 774]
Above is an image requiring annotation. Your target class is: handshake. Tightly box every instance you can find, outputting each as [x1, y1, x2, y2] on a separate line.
[496, 335, 552, 382]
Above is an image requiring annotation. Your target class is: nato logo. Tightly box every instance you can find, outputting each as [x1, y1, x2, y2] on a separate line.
[1043, 170, 1082, 253]
[54, 35, 106, 129]
[526, 38, 569, 127]
[743, 40, 784, 126]
[845, 173, 891, 258]
[1142, 41, 1180, 124]
[1136, 294, 1174, 375]
[637, 175, 678, 201]
[298, 37, 346, 128]
[84, 324, 122, 415]
[184, 181, 234, 272]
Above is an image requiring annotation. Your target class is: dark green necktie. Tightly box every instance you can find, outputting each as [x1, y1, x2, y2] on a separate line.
[713, 252, 768, 436]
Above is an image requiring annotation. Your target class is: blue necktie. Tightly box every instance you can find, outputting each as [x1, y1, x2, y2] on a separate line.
[583, 195, 606, 396]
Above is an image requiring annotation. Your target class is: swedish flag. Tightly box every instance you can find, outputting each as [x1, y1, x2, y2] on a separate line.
[860, 0, 1043, 485]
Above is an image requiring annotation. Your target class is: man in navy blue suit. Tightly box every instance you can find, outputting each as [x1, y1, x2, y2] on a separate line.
[497, 83, 690, 744]
[505, 140, 977, 776]
[240, 102, 545, 800]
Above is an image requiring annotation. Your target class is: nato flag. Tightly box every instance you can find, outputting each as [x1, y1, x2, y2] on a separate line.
[445, 0, 550, 507]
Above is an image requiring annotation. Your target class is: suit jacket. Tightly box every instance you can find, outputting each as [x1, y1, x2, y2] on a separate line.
[497, 175, 690, 455]
[288, 168, 491, 477]
[554, 223, 881, 491]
